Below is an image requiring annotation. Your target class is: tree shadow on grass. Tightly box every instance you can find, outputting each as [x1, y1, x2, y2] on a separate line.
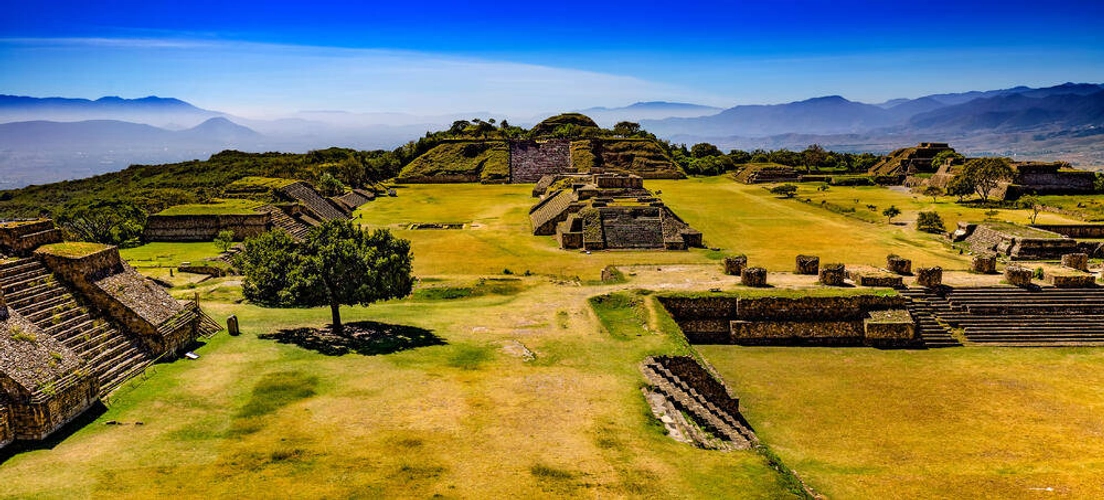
[259, 321, 445, 356]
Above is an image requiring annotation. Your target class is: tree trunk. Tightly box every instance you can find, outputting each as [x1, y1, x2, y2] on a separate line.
[330, 301, 343, 335]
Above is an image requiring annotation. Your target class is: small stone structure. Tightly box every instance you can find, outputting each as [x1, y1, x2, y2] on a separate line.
[868, 142, 955, 177]
[972, 254, 997, 274]
[795, 255, 820, 275]
[659, 294, 914, 347]
[1005, 266, 1034, 287]
[0, 220, 62, 257]
[1062, 253, 1089, 271]
[529, 174, 703, 251]
[958, 222, 1080, 261]
[819, 263, 846, 286]
[723, 255, 747, 276]
[227, 315, 239, 336]
[143, 214, 268, 242]
[847, 267, 904, 287]
[741, 267, 768, 287]
[509, 139, 572, 183]
[732, 164, 801, 184]
[1045, 271, 1096, 288]
[886, 255, 912, 275]
[916, 267, 943, 288]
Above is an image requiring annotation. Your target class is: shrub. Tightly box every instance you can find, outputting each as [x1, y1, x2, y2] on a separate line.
[916, 211, 945, 233]
[770, 184, 798, 198]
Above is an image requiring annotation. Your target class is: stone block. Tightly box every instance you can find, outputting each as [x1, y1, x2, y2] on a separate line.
[1005, 266, 1033, 287]
[227, 315, 240, 336]
[819, 263, 846, 286]
[1062, 253, 1089, 271]
[916, 267, 943, 288]
[723, 255, 747, 276]
[886, 254, 912, 275]
[1045, 271, 1096, 288]
[741, 267, 768, 287]
[972, 254, 997, 274]
[795, 255, 819, 275]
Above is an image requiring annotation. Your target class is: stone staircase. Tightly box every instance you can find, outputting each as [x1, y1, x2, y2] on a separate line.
[0, 258, 153, 396]
[257, 206, 312, 240]
[641, 357, 756, 448]
[899, 289, 961, 348]
[903, 287, 1104, 347]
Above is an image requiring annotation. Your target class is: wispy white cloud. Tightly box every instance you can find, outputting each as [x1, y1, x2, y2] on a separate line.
[0, 37, 727, 117]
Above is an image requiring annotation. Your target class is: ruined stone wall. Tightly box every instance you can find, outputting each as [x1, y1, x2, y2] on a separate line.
[731, 320, 866, 345]
[510, 139, 572, 183]
[143, 214, 269, 242]
[278, 182, 348, 221]
[599, 207, 664, 249]
[4, 376, 97, 441]
[0, 220, 62, 257]
[0, 400, 11, 448]
[1007, 238, 1080, 260]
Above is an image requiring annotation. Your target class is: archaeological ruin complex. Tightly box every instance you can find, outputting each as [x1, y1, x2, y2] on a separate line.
[529, 174, 702, 250]
[0, 220, 220, 449]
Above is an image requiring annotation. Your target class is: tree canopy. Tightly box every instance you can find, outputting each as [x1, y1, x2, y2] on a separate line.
[237, 219, 414, 334]
[954, 157, 1014, 202]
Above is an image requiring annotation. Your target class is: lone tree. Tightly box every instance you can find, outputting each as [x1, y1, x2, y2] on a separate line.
[922, 185, 944, 203]
[1019, 195, 1044, 224]
[953, 157, 1014, 203]
[916, 211, 945, 234]
[882, 205, 902, 223]
[237, 219, 414, 335]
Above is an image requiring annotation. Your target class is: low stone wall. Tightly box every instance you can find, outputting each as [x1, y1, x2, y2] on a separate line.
[731, 320, 866, 345]
[1062, 253, 1089, 271]
[1031, 224, 1104, 238]
[723, 256, 747, 276]
[848, 270, 904, 288]
[864, 310, 915, 343]
[143, 214, 268, 242]
[916, 267, 942, 288]
[1005, 266, 1033, 287]
[795, 255, 819, 275]
[1045, 272, 1096, 288]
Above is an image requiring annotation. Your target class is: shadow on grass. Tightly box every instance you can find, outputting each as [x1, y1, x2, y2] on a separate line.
[259, 321, 445, 356]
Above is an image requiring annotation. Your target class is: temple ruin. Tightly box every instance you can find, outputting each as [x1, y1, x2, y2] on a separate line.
[145, 178, 375, 242]
[529, 174, 702, 250]
[868, 142, 955, 177]
[0, 219, 220, 449]
[923, 159, 1094, 201]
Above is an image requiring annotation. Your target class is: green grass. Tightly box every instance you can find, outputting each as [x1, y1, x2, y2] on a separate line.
[155, 198, 263, 216]
[698, 346, 1104, 499]
[1038, 194, 1104, 221]
[397, 141, 509, 183]
[36, 241, 112, 258]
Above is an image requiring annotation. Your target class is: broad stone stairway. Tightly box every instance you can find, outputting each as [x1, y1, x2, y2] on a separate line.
[641, 358, 756, 448]
[0, 258, 154, 396]
[904, 287, 1104, 347]
[899, 288, 961, 348]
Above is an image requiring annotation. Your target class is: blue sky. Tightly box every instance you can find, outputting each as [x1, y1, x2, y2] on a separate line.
[2, 0, 1102, 116]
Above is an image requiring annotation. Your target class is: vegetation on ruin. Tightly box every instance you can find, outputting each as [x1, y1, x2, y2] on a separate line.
[396, 142, 509, 182]
[154, 198, 263, 216]
[36, 241, 112, 258]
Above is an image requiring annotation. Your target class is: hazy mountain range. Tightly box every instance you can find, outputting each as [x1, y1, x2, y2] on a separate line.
[1, 83, 1102, 189]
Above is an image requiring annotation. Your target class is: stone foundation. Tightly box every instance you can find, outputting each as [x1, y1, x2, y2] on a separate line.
[972, 254, 997, 274]
[819, 263, 846, 286]
[143, 214, 268, 242]
[795, 255, 819, 275]
[510, 139, 572, 183]
[1005, 266, 1034, 287]
[916, 267, 943, 288]
[848, 268, 904, 287]
[886, 255, 912, 275]
[1062, 253, 1089, 271]
[741, 267, 768, 287]
[723, 256, 747, 276]
[1045, 272, 1096, 288]
[0, 220, 62, 257]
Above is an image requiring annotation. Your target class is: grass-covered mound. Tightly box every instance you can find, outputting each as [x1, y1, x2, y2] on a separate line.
[570, 139, 684, 179]
[396, 141, 509, 183]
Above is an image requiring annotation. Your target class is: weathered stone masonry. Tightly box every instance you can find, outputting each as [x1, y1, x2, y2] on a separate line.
[510, 139, 572, 183]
